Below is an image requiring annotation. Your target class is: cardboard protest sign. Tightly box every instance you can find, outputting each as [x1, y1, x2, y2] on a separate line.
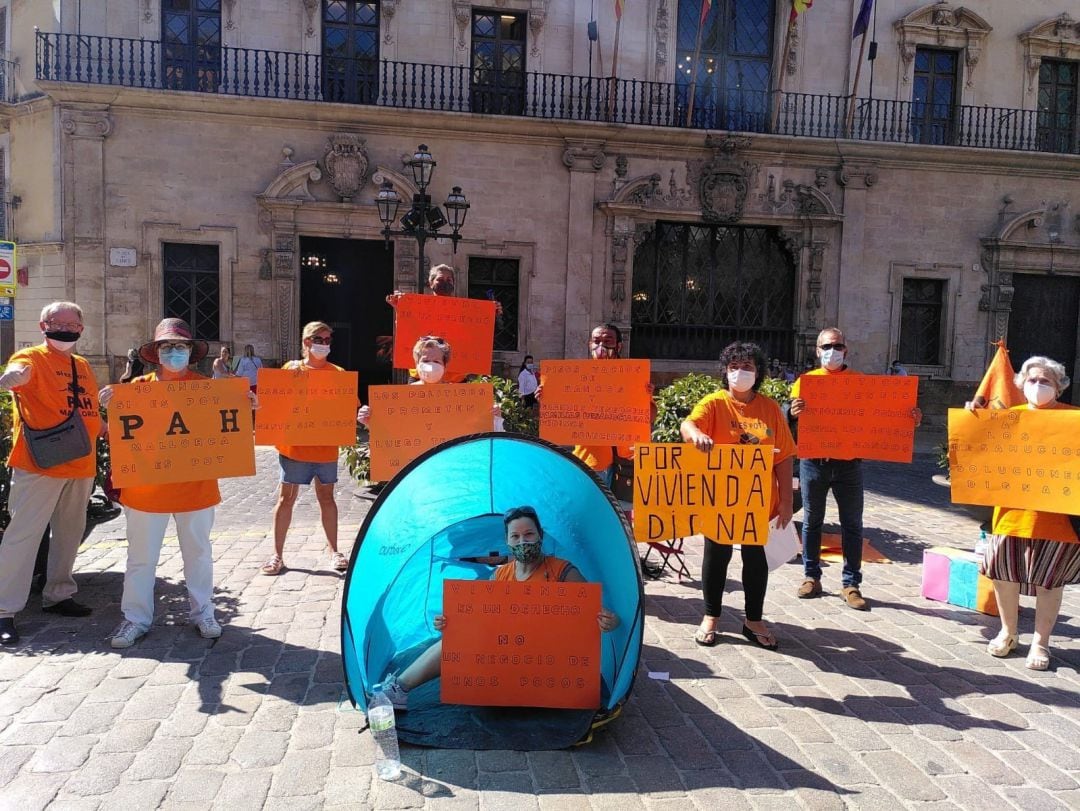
[948, 407, 1080, 513]
[368, 383, 494, 480]
[440, 579, 601, 709]
[539, 360, 652, 445]
[392, 294, 496, 377]
[633, 443, 774, 544]
[797, 374, 918, 463]
[108, 377, 254, 487]
[254, 368, 358, 446]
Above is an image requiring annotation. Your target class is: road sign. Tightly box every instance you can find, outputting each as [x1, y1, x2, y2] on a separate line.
[0, 242, 16, 299]
[0, 304, 13, 321]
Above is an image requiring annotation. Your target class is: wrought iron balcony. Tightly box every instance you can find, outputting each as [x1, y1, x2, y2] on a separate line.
[35, 32, 1080, 156]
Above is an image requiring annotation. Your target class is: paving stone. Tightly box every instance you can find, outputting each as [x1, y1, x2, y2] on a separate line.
[996, 751, 1078, 791]
[476, 750, 529, 773]
[118, 684, 188, 721]
[61, 753, 136, 796]
[0, 721, 62, 745]
[166, 768, 227, 803]
[0, 772, 68, 811]
[324, 765, 373, 807]
[126, 737, 193, 780]
[27, 734, 97, 773]
[268, 749, 332, 797]
[21, 693, 85, 724]
[181, 725, 242, 765]
[0, 744, 35, 784]
[938, 740, 1025, 786]
[860, 750, 946, 801]
[213, 770, 273, 810]
[58, 702, 124, 737]
[230, 729, 289, 769]
[94, 720, 160, 753]
[101, 780, 171, 809]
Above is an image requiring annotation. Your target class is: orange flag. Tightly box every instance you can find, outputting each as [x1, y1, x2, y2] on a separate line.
[972, 340, 1024, 409]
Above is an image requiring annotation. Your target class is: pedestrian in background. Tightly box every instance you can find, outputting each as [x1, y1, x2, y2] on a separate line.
[235, 344, 263, 392]
[212, 345, 235, 379]
[518, 354, 538, 408]
[0, 301, 101, 647]
[119, 347, 145, 383]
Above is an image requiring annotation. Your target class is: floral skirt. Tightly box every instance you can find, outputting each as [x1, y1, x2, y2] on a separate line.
[981, 534, 1080, 597]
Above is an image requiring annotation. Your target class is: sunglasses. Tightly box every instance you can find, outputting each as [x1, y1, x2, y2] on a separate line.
[309, 336, 332, 345]
[819, 342, 846, 351]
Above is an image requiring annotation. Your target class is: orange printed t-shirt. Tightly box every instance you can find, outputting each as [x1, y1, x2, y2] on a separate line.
[992, 402, 1080, 544]
[118, 371, 221, 514]
[7, 344, 102, 479]
[276, 360, 348, 464]
[789, 365, 854, 400]
[494, 556, 572, 583]
[686, 388, 796, 518]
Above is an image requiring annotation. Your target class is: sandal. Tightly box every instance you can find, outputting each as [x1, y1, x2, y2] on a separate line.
[742, 624, 779, 651]
[694, 626, 719, 647]
[1026, 644, 1050, 671]
[260, 554, 284, 576]
[987, 633, 1018, 658]
[330, 552, 349, 572]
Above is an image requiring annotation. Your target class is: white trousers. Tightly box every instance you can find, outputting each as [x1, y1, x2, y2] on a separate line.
[121, 506, 216, 631]
[0, 470, 94, 617]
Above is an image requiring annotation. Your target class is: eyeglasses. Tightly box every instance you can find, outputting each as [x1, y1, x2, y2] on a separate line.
[45, 321, 83, 332]
[309, 336, 332, 345]
[819, 342, 846, 351]
[159, 342, 192, 352]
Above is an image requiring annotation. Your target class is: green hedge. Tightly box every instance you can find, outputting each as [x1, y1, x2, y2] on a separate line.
[652, 373, 792, 442]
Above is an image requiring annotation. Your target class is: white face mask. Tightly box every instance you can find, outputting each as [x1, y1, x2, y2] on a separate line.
[1024, 380, 1056, 407]
[308, 343, 331, 359]
[727, 369, 756, 393]
[46, 338, 77, 352]
[820, 348, 845, 371]
[417, 360, 445, 384]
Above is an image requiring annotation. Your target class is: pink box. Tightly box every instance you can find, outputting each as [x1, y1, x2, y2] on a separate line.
[921, 548, 953, 602]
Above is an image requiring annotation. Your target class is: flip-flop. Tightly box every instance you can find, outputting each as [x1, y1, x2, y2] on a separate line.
[742, 624, 779, 651]
[694, 628, 718, 647]
[1026, 645, 1050, 671]
[330, 552, 349, 572]
[260, 555, 284, 576]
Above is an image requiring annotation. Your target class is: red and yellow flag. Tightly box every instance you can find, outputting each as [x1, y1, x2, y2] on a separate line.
[790, 0, 813, 23]
[614, 0, 624, 20]
[973, 340, 1025, 410]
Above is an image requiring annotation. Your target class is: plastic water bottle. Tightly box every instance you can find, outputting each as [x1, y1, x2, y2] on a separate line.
[974, 530, 988, 556]
[369, 691, 401, 781]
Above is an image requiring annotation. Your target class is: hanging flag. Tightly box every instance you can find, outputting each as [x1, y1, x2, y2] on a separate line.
[972, 340, 1025, 410]
[700, 0, 712, 27]
[789, 0, 813, 23]
[852, 0, 873, 39]
[614, 0, 624, 21]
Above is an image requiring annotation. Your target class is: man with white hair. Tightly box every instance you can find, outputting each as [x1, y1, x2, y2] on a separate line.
[0, 301, 101, 646]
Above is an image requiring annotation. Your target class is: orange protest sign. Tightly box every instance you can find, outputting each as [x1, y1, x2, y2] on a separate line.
[253, 368, 358, 446]
[948, 407, 1080, 513]
[392, 294, 496, 377]
[440, 579, 601, 709]
[796, 374, 918, 463]
[108, 378, 254, 487]
[632, 443, 773, 544]
[539, 360, 652, 445]
[368, 383, 494, 480]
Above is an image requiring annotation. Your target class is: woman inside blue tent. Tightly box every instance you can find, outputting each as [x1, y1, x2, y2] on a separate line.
[377, 505, 619, 710]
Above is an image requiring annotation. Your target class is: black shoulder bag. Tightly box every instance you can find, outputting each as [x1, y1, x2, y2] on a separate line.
[13, 357, 92, 469]
[611, 446, 634, 502]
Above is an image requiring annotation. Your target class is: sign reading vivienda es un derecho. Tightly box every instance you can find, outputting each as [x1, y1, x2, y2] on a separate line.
[633, 443, 774, 544]
[367, 383, 494, 480]
[440, 579, 602, 709]
[392, 294, 497, 377]
[948, 407, 1080, 514]
[797, 374, 919, 463]
[254, 368, 358, 446]
[108, 378, 255, 487]
[538, 359, 652, 445]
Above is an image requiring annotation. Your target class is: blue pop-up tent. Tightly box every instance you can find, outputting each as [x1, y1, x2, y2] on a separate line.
[341, 433, 644, 750]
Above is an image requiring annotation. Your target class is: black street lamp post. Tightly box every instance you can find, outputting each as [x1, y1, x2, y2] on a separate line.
[375, 145, 470, 291]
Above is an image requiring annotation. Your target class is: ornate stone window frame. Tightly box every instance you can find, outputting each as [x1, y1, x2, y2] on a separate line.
[886, 261, 961, 378]
[452, 0, 549, 69]
[893, 2, 992, 97]
[457, 241, 537, 360]
[1020, 14, 1080, 100]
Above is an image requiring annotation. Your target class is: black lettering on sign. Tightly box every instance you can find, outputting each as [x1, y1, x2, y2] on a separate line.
[119, 414, 144, 441]
[166, 411, 191, 436]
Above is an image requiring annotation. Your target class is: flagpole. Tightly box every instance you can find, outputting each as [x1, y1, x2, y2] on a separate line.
[773, 8, 797, 131]
[685, 3, 707, 127]
[607, 9, 623, 121]
[845, 26, 869, 136]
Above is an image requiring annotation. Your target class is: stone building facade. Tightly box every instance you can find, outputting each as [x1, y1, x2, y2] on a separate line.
[1, 1, 1079, 412]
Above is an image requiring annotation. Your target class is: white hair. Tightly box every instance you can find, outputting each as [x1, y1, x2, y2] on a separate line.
[39, 301, 83, 323]
[1015, 356, 1071, 394]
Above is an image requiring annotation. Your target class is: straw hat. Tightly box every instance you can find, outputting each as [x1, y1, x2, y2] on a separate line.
[138, 318, 210, 365]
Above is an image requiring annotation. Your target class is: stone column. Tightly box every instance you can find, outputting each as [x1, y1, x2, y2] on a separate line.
[561, 140, 606, 355]
[835, 161, 878, 339]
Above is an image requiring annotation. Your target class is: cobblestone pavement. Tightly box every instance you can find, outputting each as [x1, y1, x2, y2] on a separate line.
[0, 447, 1078, 810]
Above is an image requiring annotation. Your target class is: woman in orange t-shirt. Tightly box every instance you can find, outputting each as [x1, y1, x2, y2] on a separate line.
[262, 321, 354, 576]
[372, 506, 618, 710]
[98, 318, 255, 649]
[681, 341, 796, 652]
[979, 356, 1080, 671]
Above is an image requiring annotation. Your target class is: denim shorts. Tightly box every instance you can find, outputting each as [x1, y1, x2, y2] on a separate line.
[278, 454, 338, 485]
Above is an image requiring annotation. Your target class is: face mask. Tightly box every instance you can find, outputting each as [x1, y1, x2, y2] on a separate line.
[820, 348, 845, 371]
[727, 369, 756, 393]
[308, 344, 331, 359]
[1024, 380, 1056, 407]
[46, 338, 77, 351]
[509, 540, 543, 566]
[417, 361, 445, 384]
[431, 280, 454, 295]
[527, 363, 537, 372]
[159, 348, 191, 372]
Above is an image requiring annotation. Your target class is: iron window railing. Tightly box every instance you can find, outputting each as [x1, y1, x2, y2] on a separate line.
[35, 32, 1080, 156]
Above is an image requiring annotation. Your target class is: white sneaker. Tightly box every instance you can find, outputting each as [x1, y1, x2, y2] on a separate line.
[110, 620, 145, 649]
[377, 675, 409, 710]
[196, 617, 222, 639]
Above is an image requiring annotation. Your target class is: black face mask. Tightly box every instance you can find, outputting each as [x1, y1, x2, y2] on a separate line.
[44, 330, 81, 343]
[432, 280, 454, 295]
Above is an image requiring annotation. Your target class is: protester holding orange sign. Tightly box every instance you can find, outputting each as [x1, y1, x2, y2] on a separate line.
[969, 356, 1080, 672]
[374, 506, 617, 711]
[538, 359, 651, 446]
[680, 341, 795, 651]
[262, 321, 358, 577]
[98, 318, 257, 649]
[390, 289, 496, 380]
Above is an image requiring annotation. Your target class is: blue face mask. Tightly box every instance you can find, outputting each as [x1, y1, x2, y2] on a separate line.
[159, 347, 191, 372]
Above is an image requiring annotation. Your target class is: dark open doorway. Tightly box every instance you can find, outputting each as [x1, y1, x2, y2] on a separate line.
[299, 237, 394, 401]
[1007, 273, 1079, 404]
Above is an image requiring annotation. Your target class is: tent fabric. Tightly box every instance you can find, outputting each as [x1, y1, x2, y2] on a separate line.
[341, 433, 644, 749]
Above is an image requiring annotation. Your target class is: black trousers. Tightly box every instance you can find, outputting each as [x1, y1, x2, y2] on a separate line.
[701, 540, 768, 621]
